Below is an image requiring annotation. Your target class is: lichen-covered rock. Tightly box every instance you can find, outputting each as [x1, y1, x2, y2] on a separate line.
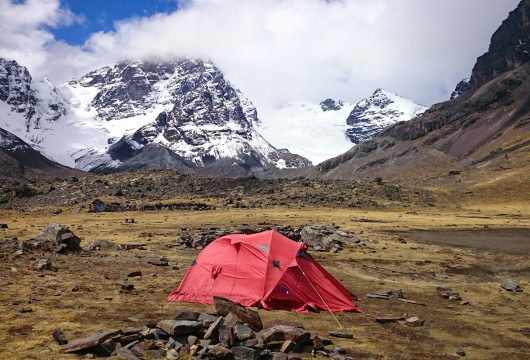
[21, 223, 81, 253]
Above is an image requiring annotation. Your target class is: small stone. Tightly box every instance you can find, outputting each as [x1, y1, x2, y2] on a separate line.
[232, 346, 259, 360]
[148, 259, 169, 267]
[208, 345, 231, 359]
[53, 328, 68, 345]
[456, 348, 466, 357]
[166, 349, 179, 360]
[174, 310, 200, 321]
[312, 335, 324, 350]
[501, 279, 521, 292]
[204, 316, 222, 339]
[404, 316, 425, 327]
[35, 258, 54, 271]
[127, 271, 142, 277]
[117, 348, 141, 360]
[280, 340, 295, 353]
[120, 281, 134, 291]
[218, 326, 236, 347]
[16, 307, 33, 313]
[10, 267, 18, 273]
[328, 331, 353, 339]
[188, 335, 198, 346]
[272, 352, 288, 360]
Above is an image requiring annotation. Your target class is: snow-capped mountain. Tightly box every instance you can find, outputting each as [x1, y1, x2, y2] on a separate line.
[0, 58, 310, 175]
[450, 78, 471, 100]
[0, 58, 69, 144]
[72, 59, 310, 173]
[345, 88, 426, 143]
[258, 90, 426, 164]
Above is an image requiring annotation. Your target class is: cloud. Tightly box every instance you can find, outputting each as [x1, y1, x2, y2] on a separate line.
[0, 0, 521, 109]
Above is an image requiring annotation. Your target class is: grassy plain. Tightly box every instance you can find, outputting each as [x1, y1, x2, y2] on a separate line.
[1, 202, 529, 359]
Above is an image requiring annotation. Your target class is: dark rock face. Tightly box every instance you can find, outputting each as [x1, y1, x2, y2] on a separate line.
[470, 0, 530, 87]
[0, 59, 37, 126]
[450, 78, 471, 100]
[0, 58, 67, 133]
[320, 98, 343, 111]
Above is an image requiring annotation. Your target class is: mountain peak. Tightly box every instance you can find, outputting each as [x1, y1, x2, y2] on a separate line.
[470, 0, 530, 87]
[320, 98, 344, 111]
[345, 89, 426, 143]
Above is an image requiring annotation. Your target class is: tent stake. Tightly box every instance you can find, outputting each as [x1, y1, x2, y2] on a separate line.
[299, 267, 344, 328]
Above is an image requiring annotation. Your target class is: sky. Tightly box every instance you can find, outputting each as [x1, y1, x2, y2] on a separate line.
[0, 0, 521, 110]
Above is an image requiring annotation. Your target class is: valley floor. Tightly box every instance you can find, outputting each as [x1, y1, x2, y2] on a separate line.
[1, 203, 529, 359]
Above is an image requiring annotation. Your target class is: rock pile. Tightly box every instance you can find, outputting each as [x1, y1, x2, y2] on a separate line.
[57, 297, 346, 359]
[178, 224, 362, 252]
[20, 223, 81, 253]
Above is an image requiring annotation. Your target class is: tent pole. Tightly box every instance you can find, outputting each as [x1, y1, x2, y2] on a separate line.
[299, 267, 344, 328]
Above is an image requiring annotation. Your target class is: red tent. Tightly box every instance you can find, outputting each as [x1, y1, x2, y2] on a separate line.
[167, 230, 359, 313]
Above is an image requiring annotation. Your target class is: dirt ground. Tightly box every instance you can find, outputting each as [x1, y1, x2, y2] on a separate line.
[1, 204, 529, 359]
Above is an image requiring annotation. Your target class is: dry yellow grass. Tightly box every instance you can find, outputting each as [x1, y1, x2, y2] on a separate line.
[1, 204, 529, 359]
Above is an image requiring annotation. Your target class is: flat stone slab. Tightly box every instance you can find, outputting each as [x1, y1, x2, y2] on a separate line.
[375, 314, 407, 324]
[214, 297, 263, 331]
[328, 332, 353, 339]
[61, 331, 120, 353]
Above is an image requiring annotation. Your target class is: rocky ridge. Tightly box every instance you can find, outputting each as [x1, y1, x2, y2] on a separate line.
[314, 0, 530, 180]
[345, 88, 426, 143]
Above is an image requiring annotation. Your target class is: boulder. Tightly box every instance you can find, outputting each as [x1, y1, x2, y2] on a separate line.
[85, 239, 121, 251]
[300, 224, 361, 251]
[214, 297, 263, 331]
[21, 224, 81, 253]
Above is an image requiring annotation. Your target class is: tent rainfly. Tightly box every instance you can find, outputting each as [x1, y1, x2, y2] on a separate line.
[167, 230, 360, 313]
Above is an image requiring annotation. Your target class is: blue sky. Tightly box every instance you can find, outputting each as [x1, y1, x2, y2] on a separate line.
[0, 0, 520, 108]
[53, 0, 179, 45]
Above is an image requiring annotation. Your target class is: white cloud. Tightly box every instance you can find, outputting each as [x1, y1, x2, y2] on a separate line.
[0, 0, 521, 109]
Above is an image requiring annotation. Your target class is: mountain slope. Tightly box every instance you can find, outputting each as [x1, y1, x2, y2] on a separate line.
[314, 0, 530, 182]
[259, 91, 425, 164]
[0, 127, 83, 179]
